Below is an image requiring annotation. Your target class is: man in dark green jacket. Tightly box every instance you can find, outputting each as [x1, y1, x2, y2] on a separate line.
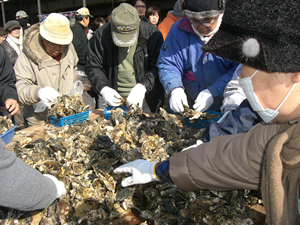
[86, 3, 164, 113]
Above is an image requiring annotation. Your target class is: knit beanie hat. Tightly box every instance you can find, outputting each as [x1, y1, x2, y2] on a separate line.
[202, 0, 300, 73]
[172, 0, 183, 17]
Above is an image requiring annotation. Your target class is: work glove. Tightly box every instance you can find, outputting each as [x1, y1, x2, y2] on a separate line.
[32, 101, 51, 113]
[169, 88, 188, 113]
[127, 83, 146, 108]
[114, 159, 159, 187]
[43, 174, 66, 198]
[193, 89, 214, 112]
[38, 86, 59, 103]
[100, 86, 122, 106]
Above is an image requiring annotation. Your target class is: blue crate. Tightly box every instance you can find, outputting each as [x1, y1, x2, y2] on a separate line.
[184, 110, 222, 129]
[103, 106, 128, 120]
[49, 110, 91, 127]
[0, 126, 17, 145]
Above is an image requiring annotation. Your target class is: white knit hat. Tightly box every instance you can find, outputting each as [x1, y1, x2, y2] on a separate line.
[40, 13, 73, 45]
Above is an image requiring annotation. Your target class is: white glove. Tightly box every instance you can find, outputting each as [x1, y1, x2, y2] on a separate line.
[32, 101, 51, 113]
[169, 88, 188, 113]
[114, 159, 159, 187]
[100, 86, 122, 106]
[43, 174, 66, 198]
[127, 83, 146, 108]
[193, 89, 214, 112]
[38, 86, 59, 103]
[181, 140, 203, 151]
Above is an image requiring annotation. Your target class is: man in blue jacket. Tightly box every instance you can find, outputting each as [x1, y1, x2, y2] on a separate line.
[157, 0, 239, 113]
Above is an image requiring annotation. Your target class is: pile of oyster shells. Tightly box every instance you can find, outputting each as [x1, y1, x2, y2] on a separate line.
[48, 94, 90, 119]
[0, 116, 14, 136]
[0, 106, 260, 224]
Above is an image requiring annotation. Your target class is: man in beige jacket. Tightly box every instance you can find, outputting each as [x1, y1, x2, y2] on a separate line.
[15, 13, 78, 126]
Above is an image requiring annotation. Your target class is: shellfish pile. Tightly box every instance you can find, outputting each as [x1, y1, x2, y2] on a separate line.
[48, 94, 90, 119]
[1, 106, 260, 224]
[0, 116, 14, 135]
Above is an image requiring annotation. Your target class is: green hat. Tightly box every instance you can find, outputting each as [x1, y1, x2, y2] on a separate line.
[111, 3, 139, 47]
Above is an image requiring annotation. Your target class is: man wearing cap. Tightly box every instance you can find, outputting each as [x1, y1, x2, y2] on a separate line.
[158, 0, 184, 40]
[71, 7, 93, 71]
[157, 0, 239, 114]
[14, 13, 78, 126]
[86, 3, 165, 113]
[16, 10, 30, 28]
[15, 10, 30, 38]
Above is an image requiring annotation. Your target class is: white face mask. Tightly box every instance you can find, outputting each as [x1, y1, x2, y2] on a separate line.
[238, 70, 296, 123]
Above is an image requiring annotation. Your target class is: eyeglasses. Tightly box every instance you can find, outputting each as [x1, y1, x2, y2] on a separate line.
[135, 5, 146, 8]
[44, 39, 67, 48]
[190, 17, 218, 27]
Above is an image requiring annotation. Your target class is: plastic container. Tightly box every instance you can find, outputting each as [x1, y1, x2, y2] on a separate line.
[103, 106, 128, 120]
[49, 110, 91, 127]
[0, 126, 17, 145]
[184, 110, 222, 129]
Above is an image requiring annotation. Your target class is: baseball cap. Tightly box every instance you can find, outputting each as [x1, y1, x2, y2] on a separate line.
[76, 7, 93, 18]
[111, 3, 139, 47]
[16, 10, 29, 18]
[40, 13, 73, 45]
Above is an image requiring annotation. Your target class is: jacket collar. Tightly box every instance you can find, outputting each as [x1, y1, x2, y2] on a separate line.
[178, 16, 198, 36]
[75, 20, 88, 31]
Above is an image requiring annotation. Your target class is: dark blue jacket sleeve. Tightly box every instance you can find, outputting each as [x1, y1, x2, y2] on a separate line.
[203, 99, 262, 142]
[0, 46, 19, 106]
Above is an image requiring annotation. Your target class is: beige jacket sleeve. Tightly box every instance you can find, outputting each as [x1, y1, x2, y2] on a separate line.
[169, 122, 281, 191]
[15, 52, 42, 105]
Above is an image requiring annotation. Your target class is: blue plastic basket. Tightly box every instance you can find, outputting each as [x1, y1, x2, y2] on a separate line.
[0, 126, 17, 145]
[49, 110, 91, 127]
[184, 110, 222, 129]
[103, 106, 128, 120]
